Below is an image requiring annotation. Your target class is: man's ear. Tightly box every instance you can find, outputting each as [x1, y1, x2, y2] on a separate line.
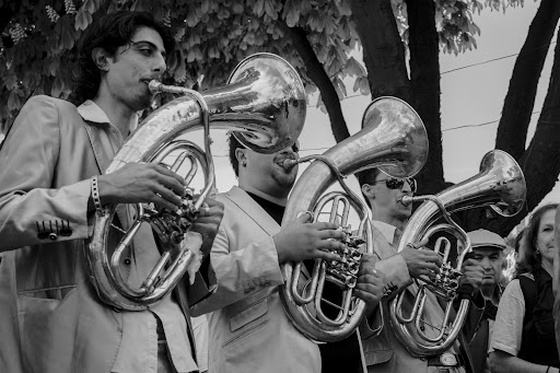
[235, 148, 247, 167]
[91, 47, 110, 72]
[361, 184, 374, 199]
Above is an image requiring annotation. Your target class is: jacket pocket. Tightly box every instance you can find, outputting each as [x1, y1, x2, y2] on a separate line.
[223, 297, 269, 348]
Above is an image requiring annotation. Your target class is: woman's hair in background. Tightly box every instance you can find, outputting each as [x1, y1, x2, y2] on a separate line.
[515, 202, 559, 277]
[72, 11, 174, 104]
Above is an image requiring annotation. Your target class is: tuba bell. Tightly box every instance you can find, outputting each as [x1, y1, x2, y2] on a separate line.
[279, 96, 429, 342]
[86, 53, 306, 310]
[388, 149, 526, 356]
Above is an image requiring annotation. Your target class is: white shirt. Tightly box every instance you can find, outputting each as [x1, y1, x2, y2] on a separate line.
[489, 279, 524, 356]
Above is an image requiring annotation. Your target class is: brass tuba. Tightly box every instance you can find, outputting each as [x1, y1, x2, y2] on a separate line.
[389, 149, 526, 356]
[280, 96, 429, 342]
[86, 53, 306, 310]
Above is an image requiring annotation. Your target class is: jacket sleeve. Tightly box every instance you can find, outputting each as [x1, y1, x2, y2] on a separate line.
[0, 96, 91, 252]
[359, 303, 384, 340]
[190, 220, 285, 316]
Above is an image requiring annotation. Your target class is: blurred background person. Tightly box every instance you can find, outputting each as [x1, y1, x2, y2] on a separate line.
[464, 229, 507, 373]
[489, 203, 559, 373]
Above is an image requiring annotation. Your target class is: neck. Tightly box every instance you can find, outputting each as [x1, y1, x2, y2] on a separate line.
[92, 91, 135, 138]
[240, 183, 288, 206]
[371, 212, 407, 231]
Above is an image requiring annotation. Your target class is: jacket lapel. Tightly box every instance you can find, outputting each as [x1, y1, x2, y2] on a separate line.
[225, 186, 281, 236]
[225, 186, 312, 278]
[83, 124, 110, 175]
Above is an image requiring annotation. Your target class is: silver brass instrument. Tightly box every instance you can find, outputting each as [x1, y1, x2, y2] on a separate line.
[389, 149, 526, 356]
[86, 53, 306, 310]
[280, 96, 429, 342]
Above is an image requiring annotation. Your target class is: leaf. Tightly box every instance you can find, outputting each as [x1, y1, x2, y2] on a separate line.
[7, 90, 22, 112]
[74, 9, 93, 31]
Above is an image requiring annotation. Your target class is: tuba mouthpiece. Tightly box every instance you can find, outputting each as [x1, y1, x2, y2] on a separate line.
[282, 158, 299, 171]
[148, 80, 163, 94]
[400, 196, 414, 206]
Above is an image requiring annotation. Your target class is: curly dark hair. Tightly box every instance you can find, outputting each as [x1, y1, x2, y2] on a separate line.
[515, 202, 559, 277]
[73, 11, 174, 104]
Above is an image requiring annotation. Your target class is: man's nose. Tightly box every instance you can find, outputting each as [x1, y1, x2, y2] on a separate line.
[481, 257, 492, 269]
[282, 146, 299, 159]
[153, 53, 167, 74]
[401, 182, 412, 195]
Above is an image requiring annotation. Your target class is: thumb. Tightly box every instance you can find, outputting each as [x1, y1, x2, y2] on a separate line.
[295, 211, 314, 223]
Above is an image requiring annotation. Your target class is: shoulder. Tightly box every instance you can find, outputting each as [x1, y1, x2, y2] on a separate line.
[22, 95, 75, 111]
[15, 96, 78, 128]
[502, 279, 525, 304]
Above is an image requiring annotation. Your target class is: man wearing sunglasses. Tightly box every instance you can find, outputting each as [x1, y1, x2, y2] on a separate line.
[357, 168, 484, 373]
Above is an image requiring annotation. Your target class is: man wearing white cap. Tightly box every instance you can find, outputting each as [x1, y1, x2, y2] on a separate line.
[464, 229, 507, 373]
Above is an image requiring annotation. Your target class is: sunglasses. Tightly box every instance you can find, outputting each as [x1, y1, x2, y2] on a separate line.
[373, 177, 417, 193]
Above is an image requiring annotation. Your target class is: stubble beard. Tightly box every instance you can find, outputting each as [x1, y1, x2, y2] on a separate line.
[272, 168, 296, 190]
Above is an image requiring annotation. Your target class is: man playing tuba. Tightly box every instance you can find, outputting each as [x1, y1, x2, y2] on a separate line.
[190, 134, 385, 373]
[0, 11, 223, 373]
[357, 169, 486, 373]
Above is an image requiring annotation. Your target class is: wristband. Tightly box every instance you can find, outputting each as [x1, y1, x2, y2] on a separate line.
[91, 176, 103, 213]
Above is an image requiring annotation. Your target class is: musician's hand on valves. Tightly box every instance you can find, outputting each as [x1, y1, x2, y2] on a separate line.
[273, 212, 345, 264]
[190, 199, 225, 257]
[97, 162, 187, 212]
[400, 242, 443, 280]
[355, 253, 385, 310]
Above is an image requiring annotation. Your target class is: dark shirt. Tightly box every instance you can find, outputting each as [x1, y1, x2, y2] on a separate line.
[518, 267, 559, 367]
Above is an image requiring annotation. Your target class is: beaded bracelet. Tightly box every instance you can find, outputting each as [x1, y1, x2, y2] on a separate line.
[91, 176, 103, 213]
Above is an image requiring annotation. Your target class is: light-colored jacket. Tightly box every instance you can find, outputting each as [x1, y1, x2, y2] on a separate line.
[0, 96, 208, 373]
[191, 186, 321, 373]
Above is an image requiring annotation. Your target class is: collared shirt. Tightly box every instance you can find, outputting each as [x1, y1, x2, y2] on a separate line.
[371, 220, 400, 247]
[77, 100, 197, 373]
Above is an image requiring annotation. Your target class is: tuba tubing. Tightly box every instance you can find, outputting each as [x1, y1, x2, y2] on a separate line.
[279, 96, 429, 342]
[86, 53, 306, 310]
[388, 149, 526, 356]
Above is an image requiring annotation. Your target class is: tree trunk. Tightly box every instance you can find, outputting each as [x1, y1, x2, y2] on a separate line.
[495, 0, 560, 160]
[406, 0, 445, 195]
[347, 0, 410, 101]
[519, 27, 560, 210]
[282, 24, 351, 143]
[486, 24, 560, 237]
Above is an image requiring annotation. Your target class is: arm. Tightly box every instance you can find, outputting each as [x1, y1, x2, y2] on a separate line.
[190, 207, 346, 316]
[190, 223, 285, 316]
[0, 97, 92, 251]
[355, 253, 385, 339]
[0, 96, 193, 252]
[489, 350, 559, 373]
[488, 280, 555, 373]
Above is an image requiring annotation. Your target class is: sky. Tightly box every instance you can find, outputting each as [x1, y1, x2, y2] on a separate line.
[199, 0, 559, 212]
